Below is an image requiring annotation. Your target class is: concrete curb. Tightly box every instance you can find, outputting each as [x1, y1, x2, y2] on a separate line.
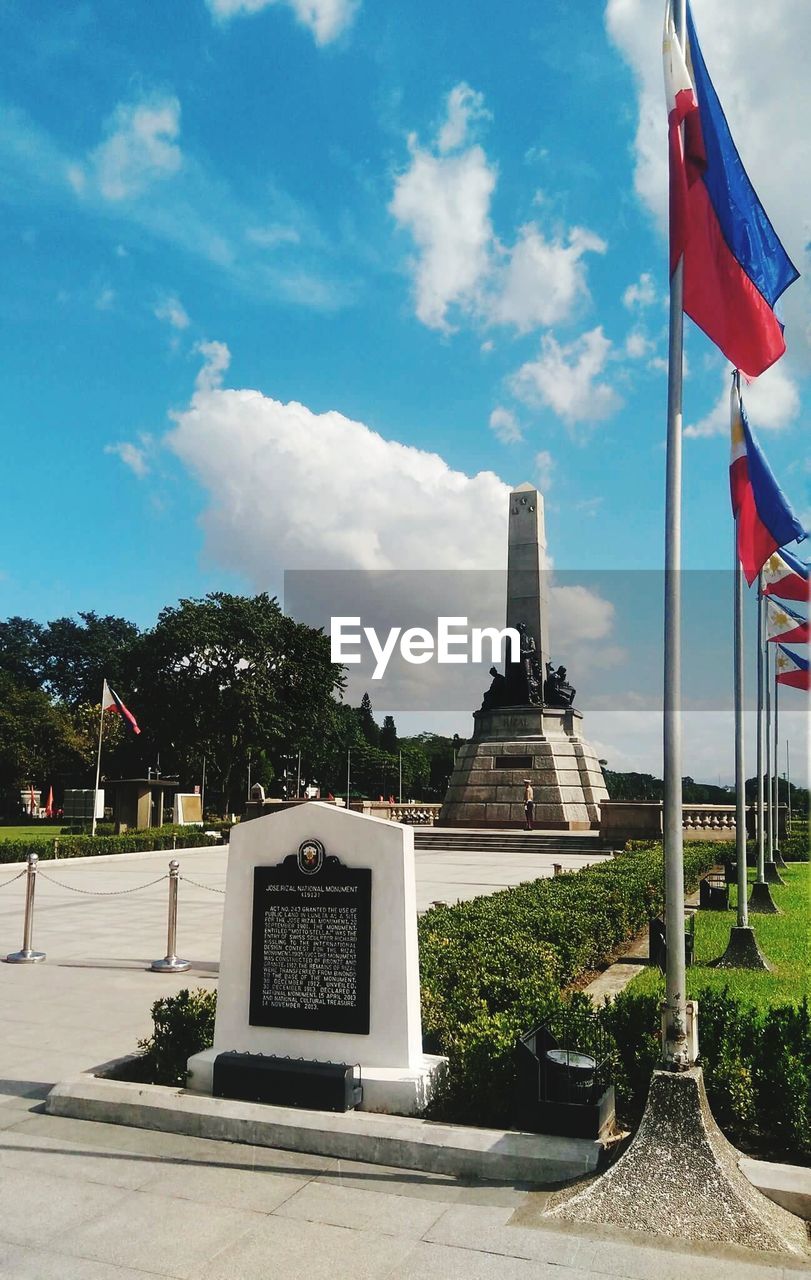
[45, 1065, 604, 1185]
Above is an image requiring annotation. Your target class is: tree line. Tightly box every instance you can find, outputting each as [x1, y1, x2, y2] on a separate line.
[0, 594, 458, 817]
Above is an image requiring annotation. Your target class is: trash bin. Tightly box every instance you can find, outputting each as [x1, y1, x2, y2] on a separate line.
[544, 1048, 596, 1104]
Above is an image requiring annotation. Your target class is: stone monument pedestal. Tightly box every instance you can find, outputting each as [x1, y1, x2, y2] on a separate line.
[439, 704, 608, 829]
[187, 803, 444, 1115]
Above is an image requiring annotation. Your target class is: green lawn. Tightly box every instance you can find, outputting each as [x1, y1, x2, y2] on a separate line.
[627, 861, 809, 1007]
[0, 825, 65, 842]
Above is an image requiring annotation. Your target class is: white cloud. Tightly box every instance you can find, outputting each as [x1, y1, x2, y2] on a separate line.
[622, 271, 656, 310]
[94, 287, 115, 312]
[534, 449, 554, 494]
[390, 84, 605, 339]
[76, 96, 182, 202]
[105, 437, 153, 479]
[490, 225, 606, 333]
[437, 83, 489, 154]
[155, 294, 190, 331]
[510, 326, 621, 426]
[194, 339, 232, 392]
[625, 330, 654, 360]
[204, 0, 358, 44]
[606, 0, 811, 365]
[489, 406, 522, 445]
[685, 361, 801, 438]
[246, 224, 301, 248]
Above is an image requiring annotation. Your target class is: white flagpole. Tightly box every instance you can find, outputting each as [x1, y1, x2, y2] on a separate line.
[91, 680, 106, 837]
[733, 514, 748, 927]
[661, 0, 689, 1069]
[755, 578, 766, 883]
[786, 738, 792, 832]
[765, 630, 774, 864]
[773, 663, 780, 852]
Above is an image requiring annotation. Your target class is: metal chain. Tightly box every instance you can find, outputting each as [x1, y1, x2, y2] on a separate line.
[36, 871, 168, 896]
[0, 869, 27, 890]
[179, 874, 226, 895]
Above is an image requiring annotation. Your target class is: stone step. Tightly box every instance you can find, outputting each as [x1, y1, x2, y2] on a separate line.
[414, 829, 605, 854]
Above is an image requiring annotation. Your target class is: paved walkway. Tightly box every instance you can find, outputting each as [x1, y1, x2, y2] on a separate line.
[0, 844, 805, 1278]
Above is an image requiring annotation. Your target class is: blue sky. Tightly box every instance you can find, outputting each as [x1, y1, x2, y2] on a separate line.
[2, 0, 808, 776]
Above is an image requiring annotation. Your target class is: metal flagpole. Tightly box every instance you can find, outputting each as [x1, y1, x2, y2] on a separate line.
[346, 747, 351, 810]
[296, 751, 302, 798]
[755, 579, 766, 883]
[733, 518, 748, 927]
[201, 755, 206, 819]
[91, 680, 105, 838]
[399, 750, 402, 804]
[772, 668, 780, 852]
[786, 739, 792, 832]
[661, 0, 689, 1070]
[765, 631, 774, 864]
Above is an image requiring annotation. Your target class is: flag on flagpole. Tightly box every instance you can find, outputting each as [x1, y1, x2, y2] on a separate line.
[29, 785, 36, 816]
[45, 785, 54, 818]
[102, 680, 141, 735]
[664, 2, 799, 377]
[765, 598, 809, 646]
[761, 546, 811, 603]
[775, 645, 810, 691]
[729, 378, 806, 585]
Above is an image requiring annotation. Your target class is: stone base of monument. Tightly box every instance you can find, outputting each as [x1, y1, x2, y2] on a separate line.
[545, 1067, 808, 1257]
[712, 925, 772, 971]
[749, 880, 781, 913]
[439, 705, 608, 829]
[186, 1048, 444, 1116]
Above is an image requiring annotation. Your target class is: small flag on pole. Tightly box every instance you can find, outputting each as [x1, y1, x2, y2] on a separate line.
[664, 2, 799, 377]
[102, 680, 141, 735]
[45, 786, 54, 818]
[765, 598, 809, 646]
[775, 645, 810, 691]
[729, 378, 806, 585]
[761, 547, 810, 603]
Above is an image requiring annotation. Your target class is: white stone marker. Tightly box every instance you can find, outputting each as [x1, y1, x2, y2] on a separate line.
[187, 802, 445, 1115]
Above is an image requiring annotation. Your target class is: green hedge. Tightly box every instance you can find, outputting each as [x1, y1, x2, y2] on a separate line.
[418, 843, 716, 1126]
[0, 824, 222, 864]
[602, 981, 811, 1164]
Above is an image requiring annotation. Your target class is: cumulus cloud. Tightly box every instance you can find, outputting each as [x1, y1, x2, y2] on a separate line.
[625, 330, 654, 360]
[194, 339, 232, 392]
[606, 0, 811, 365]
[622, 271, 656, 310]
[72, 95, 182, 202]
[105, 436, 153, 479]
[510, 326, 621, 426]
[489, 406, 522, 444]
[685, 362, 801, 438]
[154, 294, 190, 331]
[390, 84, 605, 338]
[204, 0, 358, 44]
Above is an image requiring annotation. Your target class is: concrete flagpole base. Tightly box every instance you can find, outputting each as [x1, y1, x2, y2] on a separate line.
[763, 861, 785, 885]
[545, 1067, 808, 1257]
[712, 925, 772, 971]
[775, 850, 788, 869]
[748, 881, 781, 914]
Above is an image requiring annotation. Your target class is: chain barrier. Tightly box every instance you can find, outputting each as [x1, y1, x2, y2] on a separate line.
[0, 869, 27, 890]
[179, 874, 226, 895]
[36, 871, 168, 897]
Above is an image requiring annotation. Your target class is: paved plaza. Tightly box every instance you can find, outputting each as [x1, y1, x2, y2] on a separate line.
[0, 842, 805, 1278]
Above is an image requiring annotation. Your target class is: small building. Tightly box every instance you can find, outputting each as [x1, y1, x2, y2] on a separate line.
[105, 778, 179, 831]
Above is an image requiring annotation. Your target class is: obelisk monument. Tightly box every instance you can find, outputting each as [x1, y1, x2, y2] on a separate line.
[439, 484, 608, 829]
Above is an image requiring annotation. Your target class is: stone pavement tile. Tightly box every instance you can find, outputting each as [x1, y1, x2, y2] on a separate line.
[315, 1157, 464, 1203]
[198, 1213, 417, 1280]
[578, 1236, 799, 1280]
[273, 1180, 448, 1238]
[0, 1240, 168, 1280]
[0, 1168, 130, 1248]
[424, 1203, 590, 1268]
[454, 1181, 535, 1208]
[387, 1239, 593, 1280]
[136, 1156, 315, 1214]
[0, 1131, 165, 1190]
[56, 1189, 260, 1280]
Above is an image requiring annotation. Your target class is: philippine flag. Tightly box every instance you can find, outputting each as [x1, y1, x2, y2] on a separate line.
[761, 547, 811, 604]
[775, 645, 810, 692]
[664, 3, 799, 378]
[102, 680, 141, 735]
[765, 599, 809, 647]
[729, 378, 806, 585]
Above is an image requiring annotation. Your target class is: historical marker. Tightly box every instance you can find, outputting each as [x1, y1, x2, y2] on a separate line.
[249, 839, 371, 1035]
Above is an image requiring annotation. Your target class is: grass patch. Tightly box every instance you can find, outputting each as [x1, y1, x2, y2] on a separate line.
[627, 861, 809, 1007]
[0, 825, 64, 842]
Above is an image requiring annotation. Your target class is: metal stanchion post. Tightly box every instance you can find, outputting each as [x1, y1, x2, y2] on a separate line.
[151, 860, 190, 973]
[6, 853, 46, 964]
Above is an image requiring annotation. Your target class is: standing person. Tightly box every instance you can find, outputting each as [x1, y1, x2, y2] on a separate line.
[523, 779, 534, 831]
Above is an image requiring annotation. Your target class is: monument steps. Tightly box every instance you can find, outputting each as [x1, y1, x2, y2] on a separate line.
[414, 829, 607, 855]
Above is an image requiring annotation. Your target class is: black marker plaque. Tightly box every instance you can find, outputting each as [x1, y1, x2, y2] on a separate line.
[249, 840, 371, 1035]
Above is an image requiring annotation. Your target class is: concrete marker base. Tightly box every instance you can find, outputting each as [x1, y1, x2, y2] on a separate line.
[545, 1067, 808, 1257]
[749, 881, 781, 914]
[712, 925, 773, 971]
[764, 861, 786, 885]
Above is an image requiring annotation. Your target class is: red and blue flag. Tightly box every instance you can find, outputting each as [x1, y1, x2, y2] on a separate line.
[729, 379, 806, 585]
[765, 599, 809, 647]
[664, 3, 799, 377]
[761, 546, 810, 604]
[775, 645, 810, 692]
[102, 679, 141, 735]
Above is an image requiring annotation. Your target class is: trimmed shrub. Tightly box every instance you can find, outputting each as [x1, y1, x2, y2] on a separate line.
[0, 825, 221, 864]
[137, 988, 217, 1087]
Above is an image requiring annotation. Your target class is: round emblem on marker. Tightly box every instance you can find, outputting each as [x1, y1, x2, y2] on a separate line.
[297, 838, 325, 876]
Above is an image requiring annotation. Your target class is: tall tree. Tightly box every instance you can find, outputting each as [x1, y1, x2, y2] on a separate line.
[0, 617, 44, 690]
[380, 714, 398, 753]
[358, 691, 380, 746]
[0, 673, 84, 807]
[40, 611, 140, 706]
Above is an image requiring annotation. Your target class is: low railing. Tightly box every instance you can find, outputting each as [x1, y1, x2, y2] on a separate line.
[600, 800, 786, 844]
[354, 801, 441, 826]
